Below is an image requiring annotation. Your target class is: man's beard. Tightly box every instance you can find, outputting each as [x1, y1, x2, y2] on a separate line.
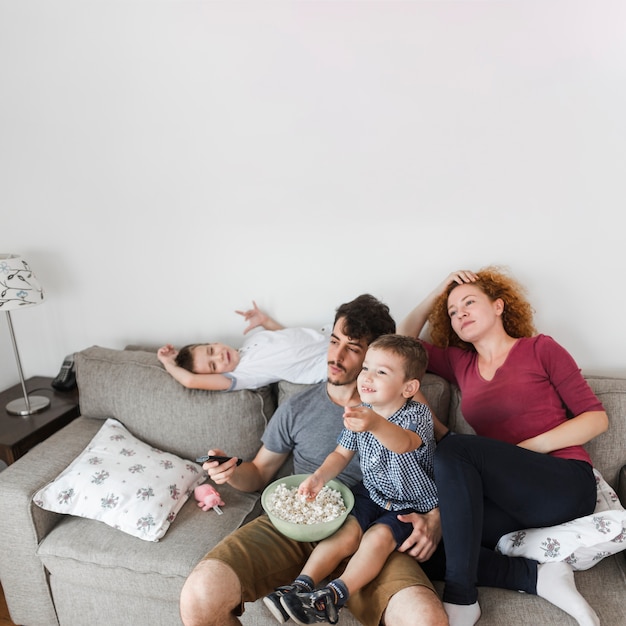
[328, 377, 350, 387]
[327, 362, 356, 387]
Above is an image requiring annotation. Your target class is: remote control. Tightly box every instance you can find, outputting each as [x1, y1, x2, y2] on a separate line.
[195, 455, 243, 466]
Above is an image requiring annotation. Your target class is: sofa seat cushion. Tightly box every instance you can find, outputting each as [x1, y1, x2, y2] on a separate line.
[36, 482, 262, 597]
[475, 553, 626, 624]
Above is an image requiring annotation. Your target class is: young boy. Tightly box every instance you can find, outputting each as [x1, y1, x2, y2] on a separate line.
[157, 301, 329, 391]
[264, 334, 438, 625]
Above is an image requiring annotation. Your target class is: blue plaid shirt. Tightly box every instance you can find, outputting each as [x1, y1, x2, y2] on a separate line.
[338, 400, 438, 512]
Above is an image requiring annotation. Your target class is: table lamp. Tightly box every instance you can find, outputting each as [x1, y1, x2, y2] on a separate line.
[0, 254, 50, 416]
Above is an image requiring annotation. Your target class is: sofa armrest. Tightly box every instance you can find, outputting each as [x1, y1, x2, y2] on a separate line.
[0, 417, 102, 626]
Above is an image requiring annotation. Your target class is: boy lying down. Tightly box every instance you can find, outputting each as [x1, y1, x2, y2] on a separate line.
[157, 301, 329, 391]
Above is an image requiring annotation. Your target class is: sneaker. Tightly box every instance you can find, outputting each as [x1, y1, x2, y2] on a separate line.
[280, 588, 339, 625]
[263, 585, 298, 623]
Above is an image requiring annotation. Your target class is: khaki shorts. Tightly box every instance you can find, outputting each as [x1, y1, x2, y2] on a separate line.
[204, 514, 435, 626]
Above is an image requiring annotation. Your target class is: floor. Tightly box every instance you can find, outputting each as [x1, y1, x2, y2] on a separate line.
[0, 584, 17, 626]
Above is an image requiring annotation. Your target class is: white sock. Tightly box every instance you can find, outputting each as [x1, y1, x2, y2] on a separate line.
[536, 561, 599, 626]
[443, 601, 481, 626]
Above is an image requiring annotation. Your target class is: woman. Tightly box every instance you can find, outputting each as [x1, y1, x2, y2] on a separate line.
[399, 267, 608, 626]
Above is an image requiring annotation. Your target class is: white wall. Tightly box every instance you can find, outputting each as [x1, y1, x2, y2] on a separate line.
[1, 0, 624, 393]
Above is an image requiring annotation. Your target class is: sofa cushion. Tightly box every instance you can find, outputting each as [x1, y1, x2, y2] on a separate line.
[36, 481, 262, 609]
[75, 346, 276, 463]
[37, 482, 261, 577]
[33, 418, 207, 541]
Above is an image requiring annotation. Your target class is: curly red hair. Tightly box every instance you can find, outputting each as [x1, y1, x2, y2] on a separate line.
[428, 266, 537, 351]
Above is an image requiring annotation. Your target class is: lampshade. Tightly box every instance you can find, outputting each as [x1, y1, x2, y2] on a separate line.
[0, 254, 45, 309]
[1, 254, 49, 416]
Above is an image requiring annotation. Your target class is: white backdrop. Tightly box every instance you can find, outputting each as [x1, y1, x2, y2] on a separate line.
[1, 0, 624, 393]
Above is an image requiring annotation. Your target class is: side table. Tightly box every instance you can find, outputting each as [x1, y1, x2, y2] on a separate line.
[0, 376, 79, 465]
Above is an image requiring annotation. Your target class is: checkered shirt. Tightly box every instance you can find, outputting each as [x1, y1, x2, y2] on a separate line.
[338, 400, 438, 512]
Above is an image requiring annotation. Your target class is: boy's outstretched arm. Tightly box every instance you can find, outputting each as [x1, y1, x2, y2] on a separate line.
[236, 300, 285, 334]
[343, 405, 422, 454]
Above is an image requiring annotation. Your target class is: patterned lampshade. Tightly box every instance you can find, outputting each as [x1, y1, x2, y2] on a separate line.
[0, 254, 45, 310]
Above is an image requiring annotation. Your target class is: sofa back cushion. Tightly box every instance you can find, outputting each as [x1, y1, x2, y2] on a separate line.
[75, 346, 276, 463]
[583, 377, 626, 489]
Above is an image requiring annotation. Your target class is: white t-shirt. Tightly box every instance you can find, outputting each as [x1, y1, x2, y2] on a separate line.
[223, 326, 330, 391]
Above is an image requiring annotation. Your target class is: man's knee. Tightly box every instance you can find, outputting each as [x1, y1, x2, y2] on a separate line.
[180, 559, 242, 626]
[383, 585, 448, 626]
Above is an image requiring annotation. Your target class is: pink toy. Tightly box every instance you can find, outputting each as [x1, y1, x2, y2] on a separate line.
[194, 484, 225, 515]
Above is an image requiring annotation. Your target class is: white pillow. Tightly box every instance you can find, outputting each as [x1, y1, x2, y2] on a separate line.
[33, 418, 206, 541]
[496, 469, 626, 570]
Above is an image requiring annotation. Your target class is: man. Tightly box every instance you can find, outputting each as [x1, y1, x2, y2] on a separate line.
[180, 294, 449, 626]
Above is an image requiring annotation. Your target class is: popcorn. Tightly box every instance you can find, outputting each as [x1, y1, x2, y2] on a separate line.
[267, 483, 346, 525]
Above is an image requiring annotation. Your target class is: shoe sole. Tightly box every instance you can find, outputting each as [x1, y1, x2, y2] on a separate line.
[263, 595, 289, 624]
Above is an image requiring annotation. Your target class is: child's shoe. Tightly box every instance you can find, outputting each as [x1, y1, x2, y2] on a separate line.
[263, 584, 298, 623]
[280, 588, 339, 625]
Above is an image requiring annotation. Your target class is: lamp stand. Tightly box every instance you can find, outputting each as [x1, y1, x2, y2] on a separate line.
[4, 310, 50, 417]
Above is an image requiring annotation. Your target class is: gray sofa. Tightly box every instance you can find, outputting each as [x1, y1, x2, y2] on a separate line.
[0, 346, 625, 626]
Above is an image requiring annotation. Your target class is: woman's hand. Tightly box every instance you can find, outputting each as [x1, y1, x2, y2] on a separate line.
[440, 270, 478, 293]
[398, 270, 477, 338]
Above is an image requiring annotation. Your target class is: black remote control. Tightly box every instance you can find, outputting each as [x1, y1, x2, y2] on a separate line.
[195, 455, 242, 466]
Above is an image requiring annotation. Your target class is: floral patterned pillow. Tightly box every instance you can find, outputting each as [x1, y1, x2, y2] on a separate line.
[33, 418, 206, 541]
[496, 469, 626, 570]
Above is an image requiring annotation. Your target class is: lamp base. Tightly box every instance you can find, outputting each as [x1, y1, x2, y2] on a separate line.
[6, 395, 51, 417]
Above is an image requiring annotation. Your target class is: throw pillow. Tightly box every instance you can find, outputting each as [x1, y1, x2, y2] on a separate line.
[496, 469, 626, 570]
[33, 418, 206, 541]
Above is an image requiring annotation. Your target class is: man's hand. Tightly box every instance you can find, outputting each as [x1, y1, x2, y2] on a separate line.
[202, 449, 240, 485]
[396, 508, 442, 562]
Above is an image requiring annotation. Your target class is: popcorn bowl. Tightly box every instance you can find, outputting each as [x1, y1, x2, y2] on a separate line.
[261, 474, 354, 542]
